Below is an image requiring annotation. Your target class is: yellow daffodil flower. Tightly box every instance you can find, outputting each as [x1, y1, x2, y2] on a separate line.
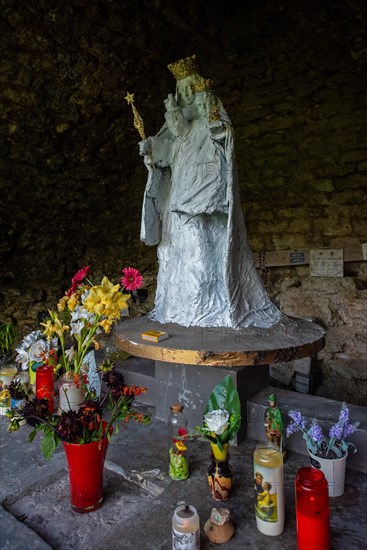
[41, 315, 69, 340]
[104, 294, 130, 320]
[100, 276, 120, 295]
[99, 319, 113, 333]
[67, 294, 78, 311]
[57, 296, 69, 312]
[53, 317, 70, 338]
[41, 319, 55, 340]
[175, 441, 187, 452]
[83, 287, 107, 315]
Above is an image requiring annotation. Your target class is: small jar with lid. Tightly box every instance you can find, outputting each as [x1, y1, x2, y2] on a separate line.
[168, 403, 189, 480]
[172, 503, 200, 549]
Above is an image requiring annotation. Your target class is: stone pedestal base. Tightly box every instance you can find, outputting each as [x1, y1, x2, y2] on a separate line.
[155, 361, 269, 443]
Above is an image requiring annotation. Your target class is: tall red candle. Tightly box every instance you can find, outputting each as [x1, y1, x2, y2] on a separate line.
[36, 365, 54, 413]
[295, 467, 330, 550]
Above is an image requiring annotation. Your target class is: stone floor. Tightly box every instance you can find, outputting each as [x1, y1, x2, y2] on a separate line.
[1, 402, 366, 550]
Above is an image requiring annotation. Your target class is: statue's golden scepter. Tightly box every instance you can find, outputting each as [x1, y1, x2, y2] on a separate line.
[125, 92, 154, 167]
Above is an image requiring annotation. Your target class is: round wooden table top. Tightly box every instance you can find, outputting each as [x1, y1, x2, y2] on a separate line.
[113, 315, 325, 367]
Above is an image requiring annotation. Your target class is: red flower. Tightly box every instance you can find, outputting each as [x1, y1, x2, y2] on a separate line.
[67, 266, 91, 296]
[123, 386, 135, 397]
[73, 266, 90, 284]
[178, 428, 188, 437]
[120, 267, 143, 291]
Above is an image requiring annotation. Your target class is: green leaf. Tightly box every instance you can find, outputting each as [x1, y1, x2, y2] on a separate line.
[204, 375, 240, 418]
[28, 429, 37, 443]
[41, 433, 56, 460]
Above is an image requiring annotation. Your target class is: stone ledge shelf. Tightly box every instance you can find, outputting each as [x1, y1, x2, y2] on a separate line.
[113, 314, 325, 367]
[113, 315, 325, 442]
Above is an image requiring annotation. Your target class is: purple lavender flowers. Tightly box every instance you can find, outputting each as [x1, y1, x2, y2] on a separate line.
[286, 402, 360, 459]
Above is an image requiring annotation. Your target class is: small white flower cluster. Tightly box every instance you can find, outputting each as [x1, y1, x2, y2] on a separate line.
[15, 330, 50, 370]
[70, 305, 96, 337]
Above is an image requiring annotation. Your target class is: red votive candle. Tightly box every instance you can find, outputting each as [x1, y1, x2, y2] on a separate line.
[36, 365, 54, 413]
[295, 467, 331, 550]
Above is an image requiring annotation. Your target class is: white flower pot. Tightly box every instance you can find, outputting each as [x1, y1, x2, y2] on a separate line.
[58, 374, 85, 413]
[308, 450, 347, 497]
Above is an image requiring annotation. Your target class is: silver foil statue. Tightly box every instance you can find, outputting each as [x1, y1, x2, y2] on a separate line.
[139, 55, 281, 329]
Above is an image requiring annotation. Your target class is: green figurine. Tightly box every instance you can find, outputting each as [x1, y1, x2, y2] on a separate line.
[264, 393, 284, 450]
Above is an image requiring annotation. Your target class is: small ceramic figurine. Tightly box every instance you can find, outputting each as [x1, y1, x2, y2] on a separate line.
[264, 393, 284, 450]
[204, 507, 234, 544]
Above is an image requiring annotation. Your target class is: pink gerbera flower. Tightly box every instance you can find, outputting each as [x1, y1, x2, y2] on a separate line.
[121, 267, 143, 292]
[67, 266, 91, 296]
[72, 266, 90, 284]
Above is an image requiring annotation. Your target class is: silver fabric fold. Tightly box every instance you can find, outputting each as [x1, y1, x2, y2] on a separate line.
[140, 91, 281, 329]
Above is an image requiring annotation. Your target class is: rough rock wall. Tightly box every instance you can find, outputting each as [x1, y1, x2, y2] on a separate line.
[269, 264, 366, 405]
[0, 0, 366, 403]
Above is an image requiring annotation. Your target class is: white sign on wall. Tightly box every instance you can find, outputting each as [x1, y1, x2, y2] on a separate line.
[310, 249, 344, 277]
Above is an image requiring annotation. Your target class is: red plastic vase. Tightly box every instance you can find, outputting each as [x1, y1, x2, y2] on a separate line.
[63, 423, 112, 513]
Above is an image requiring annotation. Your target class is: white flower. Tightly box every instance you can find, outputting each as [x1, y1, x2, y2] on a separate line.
[29, 339, 49, 362]
[15, 348, 29, 369]
[70, 321, 84, 337]
[204, 409, 230, 435]
[70, 306, 94, 323]
[20, 330, 44, 351]
[65, 347, 75, 360]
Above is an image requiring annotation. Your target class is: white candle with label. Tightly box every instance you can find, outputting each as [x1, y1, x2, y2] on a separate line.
[253, 443, 284, 536]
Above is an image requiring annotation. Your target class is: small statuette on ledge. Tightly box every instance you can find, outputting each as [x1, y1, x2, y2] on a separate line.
[204, 507, 234, 544]
[264, 392, 287, 461]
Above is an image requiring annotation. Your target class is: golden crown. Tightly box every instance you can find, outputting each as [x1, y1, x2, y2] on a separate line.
[191, 78, 213, 93]
[167, 54, 199, 80]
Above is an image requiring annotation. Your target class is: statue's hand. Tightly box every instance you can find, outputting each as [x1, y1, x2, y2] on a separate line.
[209, 120, 224, 134]
[138, 139, 151, 156]
[209, 121, 226, 142]
[164, 93, 177, 112]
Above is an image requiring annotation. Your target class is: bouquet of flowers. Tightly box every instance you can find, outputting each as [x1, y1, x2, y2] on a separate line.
[7, 360, 150, 459]
[38, 266, 143, 377]
[286, 402, 360, 459]
[193, 375, 241, 460]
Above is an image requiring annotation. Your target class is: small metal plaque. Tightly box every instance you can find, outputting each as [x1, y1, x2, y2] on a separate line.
[289, 252, 306, 264]
[310, 249, 344, 277]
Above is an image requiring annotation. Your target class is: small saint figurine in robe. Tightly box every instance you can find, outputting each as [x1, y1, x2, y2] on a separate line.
[264, 393, 284, 449]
